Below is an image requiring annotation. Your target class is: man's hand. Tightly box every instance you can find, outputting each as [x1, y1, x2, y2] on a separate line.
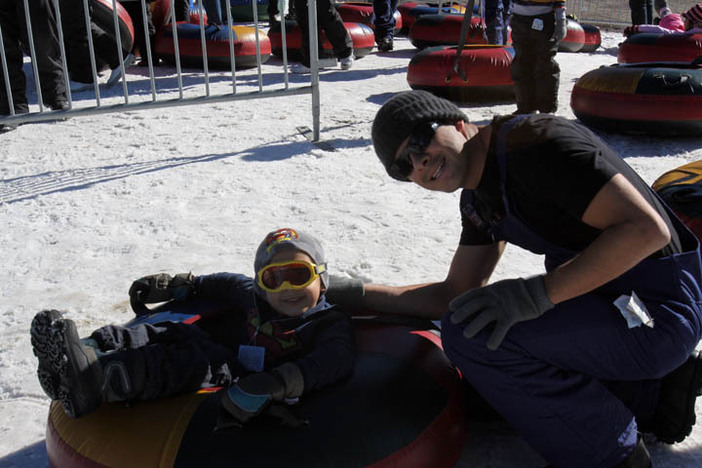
[449, 276, 554, 350]
[554, 8, 567, 41]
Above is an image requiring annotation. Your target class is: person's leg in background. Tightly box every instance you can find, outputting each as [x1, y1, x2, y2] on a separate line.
[29, 0, 67, 109]
[0, 0, 29, 123]
[630, 0, 654, 24]
[373, 0, 398, 51]
[509, 13, 539, 114]
[484, 0, 506, 45]
[121, 0, 156, 66]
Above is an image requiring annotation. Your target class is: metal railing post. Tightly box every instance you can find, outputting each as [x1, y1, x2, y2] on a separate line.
[307, 0, 320, 141]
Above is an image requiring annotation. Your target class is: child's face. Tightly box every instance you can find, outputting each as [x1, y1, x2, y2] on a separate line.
[264, 250, 324, 317]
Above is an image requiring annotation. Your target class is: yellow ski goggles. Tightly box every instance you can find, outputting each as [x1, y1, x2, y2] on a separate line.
[257, 260, 326, 293]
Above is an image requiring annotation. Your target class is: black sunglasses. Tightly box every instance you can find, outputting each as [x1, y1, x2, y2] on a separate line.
[388, 121, 441, 181]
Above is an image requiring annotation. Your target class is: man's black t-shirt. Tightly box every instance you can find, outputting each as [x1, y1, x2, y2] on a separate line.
[460, 114, 681, 258]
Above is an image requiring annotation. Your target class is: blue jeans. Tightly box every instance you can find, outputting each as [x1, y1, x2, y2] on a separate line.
[484, 0, 512, 45]
[372, 0, 398, 42]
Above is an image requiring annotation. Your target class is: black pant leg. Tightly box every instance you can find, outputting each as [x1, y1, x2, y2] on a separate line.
[509, 13, 537, 113]
[92, 321, 240, 400]
[509, 12, 559, 113]
[294, 0, 312, 65]
[531, 13, 559, 113]
[28, 0, 66, 106]
[295, 0, 352, 64]
[174, 0, 190, 22]
[121, 1, 155, 61]
[317, 0, 352, 58]
[0, 0, 28, 114]
[629, 0, 654, 24]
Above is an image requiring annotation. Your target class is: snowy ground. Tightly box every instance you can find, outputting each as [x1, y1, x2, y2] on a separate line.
[1, 28, 701, 467]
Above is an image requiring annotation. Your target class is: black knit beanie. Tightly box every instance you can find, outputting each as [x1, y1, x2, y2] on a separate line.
[683, 3, 702, 24]
[371, 90, 468, 175]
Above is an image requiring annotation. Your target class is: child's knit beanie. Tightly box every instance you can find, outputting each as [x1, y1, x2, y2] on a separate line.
[254, 228, 328, 294]
[683, 3, 702, 24]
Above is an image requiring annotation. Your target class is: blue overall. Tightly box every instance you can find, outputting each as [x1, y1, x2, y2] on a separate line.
[440, 117, 702, 467]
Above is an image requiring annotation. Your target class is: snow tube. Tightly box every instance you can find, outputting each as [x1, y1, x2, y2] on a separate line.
[409, 13, 486, 49]
[580, 23, 601, 53]
[63, 0, 134, 84]
[335, 2, 403, 34]
[44, 301, 469, 468]
[570, 61, 702, 136]
[154, 22, 271, 69]
[230, 0, 269, 22]
[618, 33, 702, 64]
[407, 45, 515, 101]
[268, 19, 375, 61]
[151, 0, 173, 31]
[653, 160, 702, 243]
[93, 0, 135, 59]
[558, 19, 585, 53]
[397, 2, 466, 34]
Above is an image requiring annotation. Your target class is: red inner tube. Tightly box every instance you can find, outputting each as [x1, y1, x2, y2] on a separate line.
[45, 314, 469, 468]
[618, 33, 702, 63]
[409, 14, 487, 48]
[154, 22, 271, 68]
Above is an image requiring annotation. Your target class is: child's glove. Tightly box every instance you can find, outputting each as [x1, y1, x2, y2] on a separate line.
[220, 372, 284, 427]
[554, 8, 567, 41]
[219, 363, 304, 428]
[128, 272, 195, 315]
[449, 276, 554, 351]
[325, 275, 365, 314]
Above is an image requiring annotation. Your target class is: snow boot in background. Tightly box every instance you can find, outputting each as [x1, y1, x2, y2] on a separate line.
[31, 310, 103, 418]
[377, 36, 393, 52]
[339, 55, 354, 70]
[639, 350, 702, 443]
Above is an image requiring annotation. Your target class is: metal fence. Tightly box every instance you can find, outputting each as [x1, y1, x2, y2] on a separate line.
[1, 0, 692, 137]
[0, 0, 322, 139]
[568, 0, 691, 27]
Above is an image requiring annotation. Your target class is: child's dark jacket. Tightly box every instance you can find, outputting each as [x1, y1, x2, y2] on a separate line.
[90, 273, 354, 400]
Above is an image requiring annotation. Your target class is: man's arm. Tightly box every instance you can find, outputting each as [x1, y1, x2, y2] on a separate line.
[543, 174, 671, 304]
[363, 241, 505, 320]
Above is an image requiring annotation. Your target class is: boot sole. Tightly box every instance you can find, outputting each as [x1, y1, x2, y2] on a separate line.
[31, 310, 63, 400]
[31, 310, 101, 418]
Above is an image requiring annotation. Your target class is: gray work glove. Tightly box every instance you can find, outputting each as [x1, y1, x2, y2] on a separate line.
[449, 276, 554, 351]
[325, 275, 365, 314]
[554, 8, 567, 42]
[128, 272, 195, 316]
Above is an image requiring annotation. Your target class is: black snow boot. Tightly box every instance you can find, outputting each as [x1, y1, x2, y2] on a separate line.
[639, 350, 702, 444]
[31, 310, 103, 418]
[617, 436, 651, 468]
